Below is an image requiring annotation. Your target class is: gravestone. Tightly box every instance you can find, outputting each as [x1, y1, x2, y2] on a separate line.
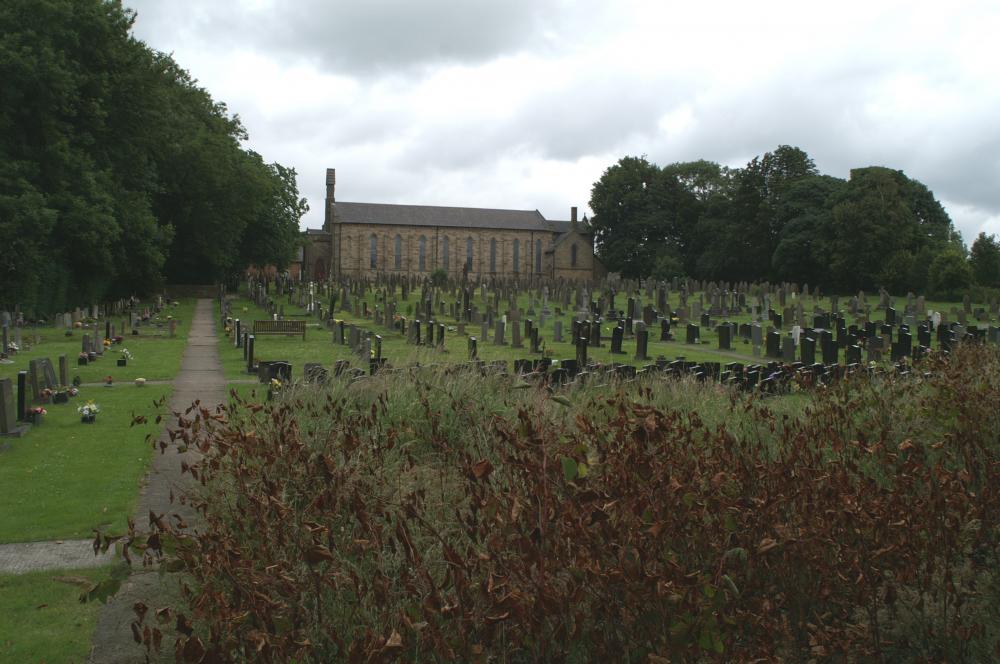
[247, 335, 255, 373]
[0, 378, 28, 437]
[28, 358, 58, 401]
[782, 336, 796, 364]
[575, 336, 588, 367]
[493, 320, 507, 346]
[589, 320, 602, 347]
[634, 323, 650, 360]
[800, 336, 816, 365]
[511, 322, 523, 348]
[686, 324, 700, 344]
[609, 325, 624, 354]
[468, 336, 478, 360]
[553, 320, 563, 342]
[765, 331, 781, 359]
[717, 324, 731, 350]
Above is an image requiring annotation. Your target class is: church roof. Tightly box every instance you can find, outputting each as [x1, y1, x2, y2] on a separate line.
[334, 202, 563, 232]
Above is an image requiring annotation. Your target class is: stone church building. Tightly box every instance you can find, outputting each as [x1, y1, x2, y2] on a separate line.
[299, 169, 605, 283]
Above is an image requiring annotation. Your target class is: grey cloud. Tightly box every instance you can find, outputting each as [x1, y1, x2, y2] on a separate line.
[129, 0, 599, 74]
[394, 71, 692, 171]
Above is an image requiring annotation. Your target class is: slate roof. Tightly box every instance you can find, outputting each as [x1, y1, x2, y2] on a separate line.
[334, 202, 558, 232]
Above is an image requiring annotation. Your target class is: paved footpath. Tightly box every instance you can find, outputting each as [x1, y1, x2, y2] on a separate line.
[86, 298, 227, 663]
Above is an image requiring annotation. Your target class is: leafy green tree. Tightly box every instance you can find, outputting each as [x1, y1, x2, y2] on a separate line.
[969, 232, 1000, 287]
[770, 175, 845, 286]
[927, 248, 973, 299]
[728, 146, 818, 280]
[589, 157, 677, 278]
[0, 0, 307, 310]
[825, 167, 957, 292]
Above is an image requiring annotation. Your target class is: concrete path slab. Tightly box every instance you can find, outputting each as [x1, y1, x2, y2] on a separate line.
[0, 539, 115, 574]
[87, 298, 228, 663]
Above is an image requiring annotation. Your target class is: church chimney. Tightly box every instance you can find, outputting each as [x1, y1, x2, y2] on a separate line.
[571, 206, 578, 231]
[324, 168, 336, 229]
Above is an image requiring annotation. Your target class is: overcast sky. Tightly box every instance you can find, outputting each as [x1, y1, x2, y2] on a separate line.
[125, 0, 1000, 243]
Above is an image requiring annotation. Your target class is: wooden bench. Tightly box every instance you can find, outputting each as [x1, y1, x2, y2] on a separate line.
[252, 320, 306, 340]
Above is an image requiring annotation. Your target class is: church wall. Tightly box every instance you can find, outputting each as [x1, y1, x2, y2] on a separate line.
[551, 231, 599, 281]
[337, 224, 566, 279]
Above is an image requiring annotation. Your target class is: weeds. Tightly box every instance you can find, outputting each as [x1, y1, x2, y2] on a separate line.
[142, 345, 1000, 661]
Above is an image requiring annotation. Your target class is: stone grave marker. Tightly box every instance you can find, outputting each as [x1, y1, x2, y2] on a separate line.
[0, 377, 29, 437]
[717, 324, 731, 350]
[634, 323, 650, 360]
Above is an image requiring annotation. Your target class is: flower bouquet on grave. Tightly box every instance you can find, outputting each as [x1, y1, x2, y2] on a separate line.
[113, 335, 124, 344]
[78, 400, 100, 423]
[28, 406, 47, 424]
[267, 378, 282, 401]
[103, 338, 112, 349]
[40, 387, 54, 403]
[104, 375, 114, 387]
[67, 386, 79, 397]
[135, 377, 146, 387]
[117, 348, 132, 367]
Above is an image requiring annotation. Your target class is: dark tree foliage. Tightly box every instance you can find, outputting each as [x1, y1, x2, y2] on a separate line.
[0, 0, 307, 314]
[969, 232, 1000, 287]
[590, 147, 964, 291]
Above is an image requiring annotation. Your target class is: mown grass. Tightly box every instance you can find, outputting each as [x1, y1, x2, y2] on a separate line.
[1, 299, 195, 385]
[0, 384, 172, 543]
[0, 566, 109, 663]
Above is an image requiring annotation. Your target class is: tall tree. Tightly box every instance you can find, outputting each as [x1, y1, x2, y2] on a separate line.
[0, 0, 308, 310]
[825, 167, 958, 292]
[728, 145, 818, 280]
[770, 175, 846, 286]
[969, 232, 1000, 287]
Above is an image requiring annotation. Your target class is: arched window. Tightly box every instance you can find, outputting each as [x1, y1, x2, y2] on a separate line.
[490, 238, 497, 273]
[442, 236, 449, 270]
[394, 234, 402, 270]
[571, 243, 578, 267]
[419, 236, 427, 272]
[466, 237, 474, 271]
[369, 234, 377, 269]
[535, 239, 542, 274]
[512, 239, 520, 273]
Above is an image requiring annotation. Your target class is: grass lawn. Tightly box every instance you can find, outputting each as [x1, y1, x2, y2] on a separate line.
[0, 384, 172, 544]
[0, 566, 108, 663]
[0, 568, 108, 664]
[217, 287, 995, 381]
[0, 299, 196, 385]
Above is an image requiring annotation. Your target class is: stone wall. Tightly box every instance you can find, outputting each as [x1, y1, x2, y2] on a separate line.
[550, 231, 605, 281]
[336, 224, 561, 279]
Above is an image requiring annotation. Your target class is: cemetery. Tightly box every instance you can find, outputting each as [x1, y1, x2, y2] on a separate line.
[4, 1, 1000, 661]
[3, 270, 1000, 661]
[218, 273, 1000, 392]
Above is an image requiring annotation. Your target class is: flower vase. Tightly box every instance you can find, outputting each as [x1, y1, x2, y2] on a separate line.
[53, 392, 68, 404]
[81, 414, 96, 424]
[29, 413, 43, 425]
[117, 359, 127, 367]
[78, 358, 88, 366]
